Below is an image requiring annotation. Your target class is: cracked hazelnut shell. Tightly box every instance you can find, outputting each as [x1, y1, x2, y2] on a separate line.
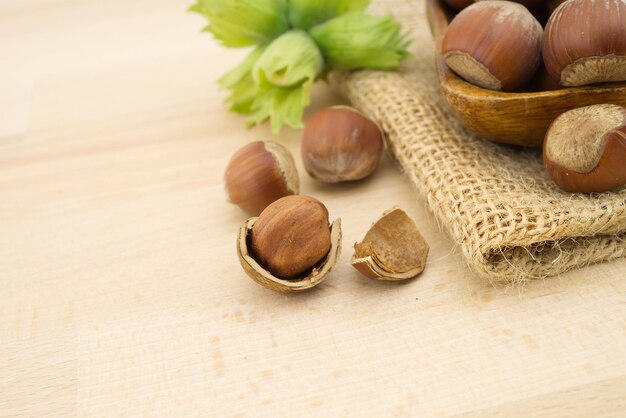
[442, 1, 543, 92]
[237, 195, 342, 293]
[352, 208, 429, 281]
[543, 0, 626, 86]
[224, 141, 299, 215]
[543, 104, 626, 193]
[301, 106, 384, 183]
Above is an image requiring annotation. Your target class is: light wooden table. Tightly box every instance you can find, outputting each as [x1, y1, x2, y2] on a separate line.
[2, 1, 625, 417]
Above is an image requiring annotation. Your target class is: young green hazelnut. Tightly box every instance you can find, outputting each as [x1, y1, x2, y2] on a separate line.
[301, 106, 384, 183]
[543, 104, 626, 193]
[237, 195, 342, 293]
[224, 141, 299, 215]
[543, 0, 626, 86]
[442, 1, 543, 92]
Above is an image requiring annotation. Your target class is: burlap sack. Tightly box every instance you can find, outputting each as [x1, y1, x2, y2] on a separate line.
[338, 0, 626, 283]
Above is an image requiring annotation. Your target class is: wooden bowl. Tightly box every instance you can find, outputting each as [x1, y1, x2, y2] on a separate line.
[426, 0, 626, 147]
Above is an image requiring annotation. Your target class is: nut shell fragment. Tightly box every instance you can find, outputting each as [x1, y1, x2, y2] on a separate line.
[237, 218, 342, 293]
[352, 208, 429, 281]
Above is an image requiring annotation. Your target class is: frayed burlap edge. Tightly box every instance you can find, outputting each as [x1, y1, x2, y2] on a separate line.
[337, 70, 626, 283]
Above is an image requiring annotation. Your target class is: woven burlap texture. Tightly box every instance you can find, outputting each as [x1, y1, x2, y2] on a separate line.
[338, 0, 626, 283]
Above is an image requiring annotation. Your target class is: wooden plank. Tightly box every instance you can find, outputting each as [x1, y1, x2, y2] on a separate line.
[1, 1, 625, 416]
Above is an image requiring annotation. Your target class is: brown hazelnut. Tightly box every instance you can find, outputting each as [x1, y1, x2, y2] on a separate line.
[543, 0, 626, 86]
[475, 0, 545, 9]
[526, 63, 564, 92]
[237, 195, 342, 293]
[475, 0, 551, 25]
[543, 104, 626, 193]
[352, 208, 429, 281]
[441, 0, 474, 11]
[442, 1, 543, 92]
[547, 0, 568, 13]
[301, 106, 384, 183]
[224, 141, 299, 215]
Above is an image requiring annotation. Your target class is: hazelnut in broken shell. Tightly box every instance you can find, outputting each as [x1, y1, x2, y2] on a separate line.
[543, 0, 626, 86]
[301, 106, 384, 183]
[224, 141, 299, 216]
[237, 195, 342, 293]
[442, 1, 543, 92]
[352, 208, 429, 281]
[543, 104, 626, 193]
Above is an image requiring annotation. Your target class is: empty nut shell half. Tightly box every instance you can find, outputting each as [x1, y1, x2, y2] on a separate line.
[237, 218, 342, 293]
[352, 208, 429, 281]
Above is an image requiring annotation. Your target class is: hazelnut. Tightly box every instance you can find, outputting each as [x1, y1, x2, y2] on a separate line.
[352, 208, 429, 281]
[442, 1, 543, 92]
[543, 0, 626, 86]
[526, 63, 564, 92]
[547, 0, 568, 13]
[475, 0, 551, 25]
[441, 0, 474, 11]
[224, 141, 299, 215]
[301, 106, 384, 183]
[543, 104, 626, 193]
[475, 0, 545, 9]
[237, 195, 342, 293]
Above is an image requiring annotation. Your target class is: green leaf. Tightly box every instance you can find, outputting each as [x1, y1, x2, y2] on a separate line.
[287, 0, 370, 30]
[310, 12, 411, 70]
[189, 0, 288, 48]
[247, 30, 324, 132]
[218, 46, 266, 114]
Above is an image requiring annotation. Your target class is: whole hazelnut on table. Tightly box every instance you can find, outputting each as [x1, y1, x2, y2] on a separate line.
[543, 0, 626, 87]
[237, 195, 342, 293]
[543, 104, 626, 193]
[301, 106, 384, 183]
[442, 1, 543, 92]
[224, 141, 299, 215]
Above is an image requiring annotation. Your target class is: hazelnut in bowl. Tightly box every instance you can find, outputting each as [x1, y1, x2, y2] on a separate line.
[427, 0, 626, 147]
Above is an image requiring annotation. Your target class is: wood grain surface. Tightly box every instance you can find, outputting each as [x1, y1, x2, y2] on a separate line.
[1, 1, 625, 417]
